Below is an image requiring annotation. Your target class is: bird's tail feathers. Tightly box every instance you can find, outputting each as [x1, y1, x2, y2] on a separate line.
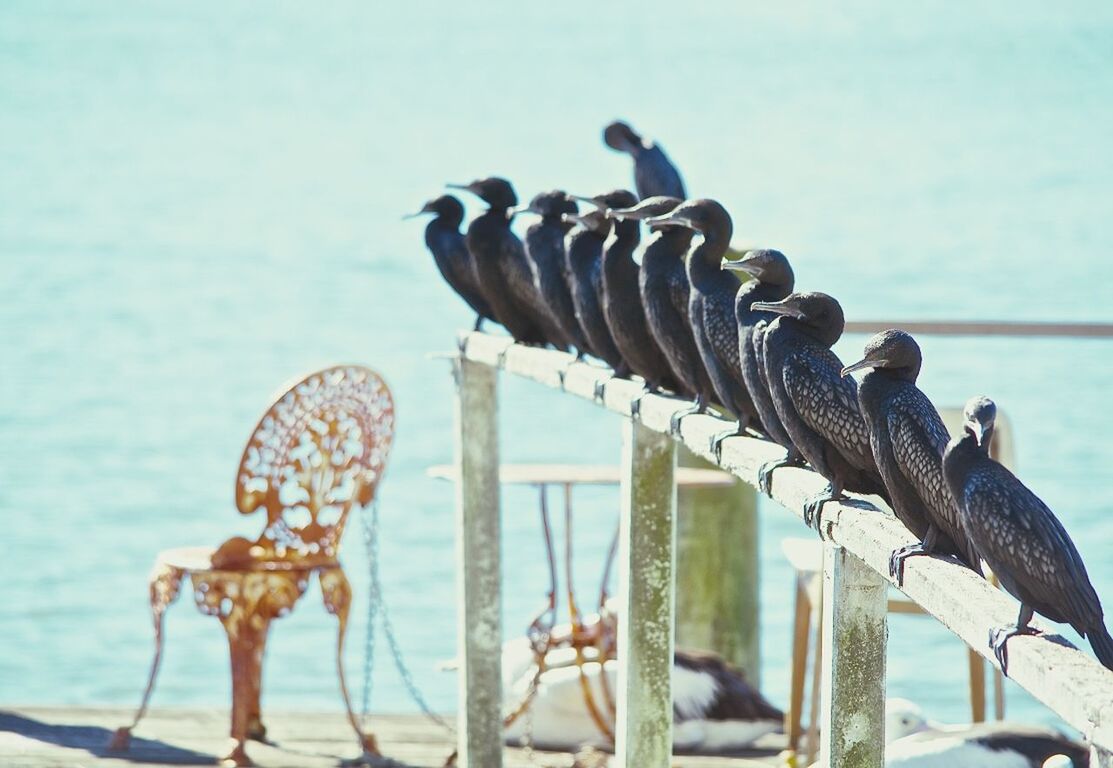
[1088, 623, 1113, 671]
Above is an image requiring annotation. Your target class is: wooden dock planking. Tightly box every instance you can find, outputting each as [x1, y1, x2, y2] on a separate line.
[0, 707, 784, 767]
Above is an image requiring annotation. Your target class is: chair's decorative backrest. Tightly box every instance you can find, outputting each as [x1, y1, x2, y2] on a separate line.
[232, 366, 395, 568]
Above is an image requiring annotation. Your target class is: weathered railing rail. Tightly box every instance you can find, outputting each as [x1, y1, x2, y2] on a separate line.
[451, 330, 1113, 768]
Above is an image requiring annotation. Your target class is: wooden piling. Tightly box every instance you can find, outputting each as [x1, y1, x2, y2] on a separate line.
[453, 358, 502, 768]
[819, 544, 887, 768]
[615, 419, 677, 768]
[676, 447, 760, 683]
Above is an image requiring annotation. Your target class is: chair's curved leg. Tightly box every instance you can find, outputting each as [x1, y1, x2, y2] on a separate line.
[225, 611, 272, 767]
[192, 570, 307, 768]
[320, 567, 382, 758]
[109, 562, 184, 751]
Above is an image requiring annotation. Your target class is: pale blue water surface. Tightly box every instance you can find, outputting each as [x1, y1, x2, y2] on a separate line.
[2, 0, 1112, 734]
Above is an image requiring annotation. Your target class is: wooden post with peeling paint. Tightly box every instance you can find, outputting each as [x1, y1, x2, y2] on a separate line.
[453, 357, 502, 768]
[615, 419, 677, 768]
[819, 543, 887, 768]
[676, 446, 760, 684]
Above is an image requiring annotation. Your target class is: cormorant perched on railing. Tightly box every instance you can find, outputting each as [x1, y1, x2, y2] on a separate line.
[608, 196, 717, 432]
[406, 194, 496, 331]
[647, 199, 765, 457]
[562, 206, 629, 376]
[574, 190, 683, 412]
[751, 293, 888, 528]
[603, 120, 686, 201]
[722, 250, 799, 487]
[449, 177, 569, 350]
[943, 396, 1113, 674]
[517, 191, 590, 356]
[841, 330, 980, 586]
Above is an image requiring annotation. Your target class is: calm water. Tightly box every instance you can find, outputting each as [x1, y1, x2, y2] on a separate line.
[2, 1, 1112, 733]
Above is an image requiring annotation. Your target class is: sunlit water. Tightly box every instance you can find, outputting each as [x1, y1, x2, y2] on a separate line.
[2, 0, 1112, 736]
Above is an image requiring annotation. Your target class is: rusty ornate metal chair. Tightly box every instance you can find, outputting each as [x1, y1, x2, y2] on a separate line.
[111, 366, 395, 767]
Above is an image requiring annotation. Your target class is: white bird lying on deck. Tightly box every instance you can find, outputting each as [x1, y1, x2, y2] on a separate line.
[881, 698, 1089, 767]
[497, 632, 784, 752]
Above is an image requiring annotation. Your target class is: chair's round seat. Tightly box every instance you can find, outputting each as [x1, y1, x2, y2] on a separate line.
[156, 545, 338, 574]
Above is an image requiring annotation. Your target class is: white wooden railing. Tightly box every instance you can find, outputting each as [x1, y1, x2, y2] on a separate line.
[451, 329, 1113, 768]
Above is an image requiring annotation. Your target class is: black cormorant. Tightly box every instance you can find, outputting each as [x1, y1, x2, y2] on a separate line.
[518, 190, 590, 355]
[448, 177, 568, 349]
[943, 395, 1113, 674]
[841, 330, 980, 585]
[574, 190, 683, 413]
[647, 199, 764, 457]
[750, 293, 888, 529]
[406, 194, 496, 331]
[609, 196, 717, 431]
[722, 250, 799, 489]
[603, 120, 686, 200]
[562, 206, 629, 376]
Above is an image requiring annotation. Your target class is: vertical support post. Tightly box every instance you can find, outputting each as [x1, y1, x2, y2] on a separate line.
[1093, 747, 1113, 768]
[819, 544, 887, 768]
[615, 419, 677, 768]
[453, 358, 501, 768]
[676, 446, 760, 682]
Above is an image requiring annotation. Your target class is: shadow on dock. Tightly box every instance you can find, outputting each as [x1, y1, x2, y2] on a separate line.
[0, 710, 217, 765]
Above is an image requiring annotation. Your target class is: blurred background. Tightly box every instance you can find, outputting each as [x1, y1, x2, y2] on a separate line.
[2, 0, 1111, 733]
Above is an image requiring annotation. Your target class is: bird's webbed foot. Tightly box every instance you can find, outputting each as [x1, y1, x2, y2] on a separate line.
[989, 624, 1037, 677]
[456, 333, 470, 355]
[710, 423, 743, 462]
[888, 543, 930, 587]
[473, 315, 485, 333]
[594, 374, 618, 404]
[757, 453, 803, 497]
[630, 386, 654, 420]
[669, 395, 706, 436]
[803, 484, 844, 534]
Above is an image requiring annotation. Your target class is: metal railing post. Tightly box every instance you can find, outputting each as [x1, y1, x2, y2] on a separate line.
[453, 358, 502, 768]
[615, 419, 677, 767]
[819, 543, 887, 768]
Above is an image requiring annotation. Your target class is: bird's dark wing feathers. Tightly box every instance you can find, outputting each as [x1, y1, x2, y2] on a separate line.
[784, 345, 873, 470]
[644, 281, 699, 384]
[695, 295, 747, 416]
[887, 389, 964, 539]
[964, 462, 1102, 629]
[702, 292, 742, 371]
[666, 268, 691, 321]
[500, 237, 536, 308]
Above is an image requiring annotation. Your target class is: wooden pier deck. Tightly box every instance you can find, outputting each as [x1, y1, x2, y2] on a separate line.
[0, 707, 785, 768]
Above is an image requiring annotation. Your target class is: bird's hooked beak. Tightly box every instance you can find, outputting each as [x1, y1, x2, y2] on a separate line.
[645, 211, 695, 230]
[446, 182, 479, 196]
[562, 212, 588, 226]
[569, 194, 606, 210]
[510, 204, 541, 216]
[721, 251, 762, 276]
[751, 299, 806, 320]
[969, 421, 987, 446]
[402, 201, 436, 221]
[606, 206, 644, 221]
[841, 356, 883, 378]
